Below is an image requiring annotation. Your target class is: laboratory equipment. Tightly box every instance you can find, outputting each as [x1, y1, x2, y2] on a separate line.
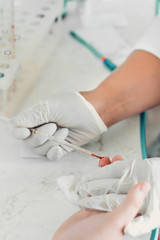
[0, 0, 63, 116]
[70, 31, 117, 71]
[37, 131, 111, 163]
[155, 0, 160, 15]
[62, 0, 86, 18]
[140, 112, 159, 240]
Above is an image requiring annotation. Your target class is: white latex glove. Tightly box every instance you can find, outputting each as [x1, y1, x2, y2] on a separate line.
[58, 158, 160, 236]
[11, 92, 107, 161]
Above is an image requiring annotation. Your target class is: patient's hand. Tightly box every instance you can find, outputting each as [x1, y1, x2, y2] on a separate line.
[99, 154, 123, 167]
[52, 182, 150, 240]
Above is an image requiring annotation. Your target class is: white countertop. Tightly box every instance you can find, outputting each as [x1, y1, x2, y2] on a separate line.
[0, 0, 155, 239]
[0, 114, 150, 240]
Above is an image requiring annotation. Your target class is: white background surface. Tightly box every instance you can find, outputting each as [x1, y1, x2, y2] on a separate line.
[0, 0, 157, 239]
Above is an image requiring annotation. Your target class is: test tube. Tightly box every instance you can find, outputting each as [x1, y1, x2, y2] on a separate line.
[10, 0, 15, 59]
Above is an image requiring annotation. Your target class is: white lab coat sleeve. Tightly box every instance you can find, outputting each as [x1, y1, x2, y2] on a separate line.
[133, 16, 160, 59]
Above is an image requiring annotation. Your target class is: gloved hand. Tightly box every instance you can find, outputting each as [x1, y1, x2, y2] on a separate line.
[11, 92, 107, 161]
[57, 158, 160, 236]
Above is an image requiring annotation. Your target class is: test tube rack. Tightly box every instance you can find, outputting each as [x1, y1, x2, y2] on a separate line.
[0, 0, 63, 116]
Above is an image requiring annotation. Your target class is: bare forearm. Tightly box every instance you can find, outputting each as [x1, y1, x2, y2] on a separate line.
[81, 50, 160, 127]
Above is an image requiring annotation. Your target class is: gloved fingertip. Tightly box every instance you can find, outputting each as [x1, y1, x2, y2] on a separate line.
[24, 123, 58, 148]
[58, 127, 69, 136]
[47, 146, 65, 161]
[38, 123, 57, 136]
[53, 127, 69, 140]
[13, 127, 31, 139]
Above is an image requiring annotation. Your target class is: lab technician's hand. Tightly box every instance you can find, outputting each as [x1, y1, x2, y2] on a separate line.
[58, 157, 160, 236]
[11, 92, 107, 161]
[53, 182, 151, 240]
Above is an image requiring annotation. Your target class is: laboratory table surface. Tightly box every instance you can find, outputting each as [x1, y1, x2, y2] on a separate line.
[0, 0, 156, 239]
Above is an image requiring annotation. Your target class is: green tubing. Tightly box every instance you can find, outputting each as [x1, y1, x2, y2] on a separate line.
[103, 58, 117, 71]
[155, 0, 160, 15]
[62, 0, 86, 18]
[70, 31, 117, 71]
[70, 31, 102, 58]
[61, 11, 67, 19]
[61, 0, 68, 19]
[150, 229, 159, 240]
[140, 112, 147, 159]
[140, 112, 159, 240]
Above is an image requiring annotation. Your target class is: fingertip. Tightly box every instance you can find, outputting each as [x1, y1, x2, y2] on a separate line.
[29, 123, 57, 146]
[124, 182, 151, 211]
[112, 155, 123, 163]
[114, 182, 151, 228]
[38, 123, 57, 136]
[47, 146, 64, 161]
[13, 127, 31, 139]
[54, 127, 69, 140]
[127, 182, 151, 200]
[98, 156, 111, 167]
